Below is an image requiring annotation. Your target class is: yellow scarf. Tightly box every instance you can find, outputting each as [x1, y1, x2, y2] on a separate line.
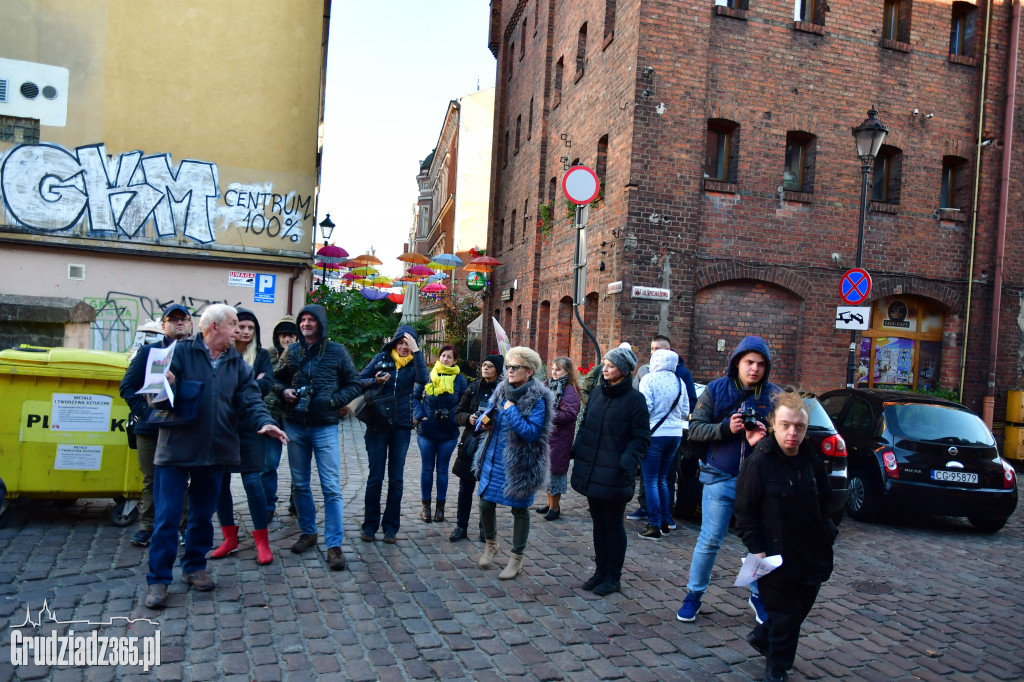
[424, 360, 460, 395]
[391, 349, 413, 369]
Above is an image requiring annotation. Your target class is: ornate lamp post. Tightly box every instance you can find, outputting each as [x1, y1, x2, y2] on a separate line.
[318, 214, 335, 286]
[846, 108, 889, 388]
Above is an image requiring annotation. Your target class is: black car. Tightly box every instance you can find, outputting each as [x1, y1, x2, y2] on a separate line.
[818, 388, 1018, 532]
[674, 395, 849, 523]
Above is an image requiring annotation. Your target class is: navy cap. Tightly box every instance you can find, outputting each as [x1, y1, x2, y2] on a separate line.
[161, 304, 191, 319]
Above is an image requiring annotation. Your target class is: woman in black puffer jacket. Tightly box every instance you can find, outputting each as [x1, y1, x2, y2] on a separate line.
[570, 346, 650, 596]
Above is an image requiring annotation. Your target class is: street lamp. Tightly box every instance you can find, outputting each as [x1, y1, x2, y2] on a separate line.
[846, 107, 889, 388]
[318, 214, 335, 286]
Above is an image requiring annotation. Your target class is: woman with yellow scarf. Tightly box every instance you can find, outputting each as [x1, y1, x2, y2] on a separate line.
[414, 344, 468, 523]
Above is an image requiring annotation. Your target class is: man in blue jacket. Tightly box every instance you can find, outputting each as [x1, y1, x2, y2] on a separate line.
[120, 303, 193, 548]
[675, 336, 781, 625]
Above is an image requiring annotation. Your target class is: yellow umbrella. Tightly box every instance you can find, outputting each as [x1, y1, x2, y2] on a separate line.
[428, 261, 456, 271]
[351, 266, 378, 276]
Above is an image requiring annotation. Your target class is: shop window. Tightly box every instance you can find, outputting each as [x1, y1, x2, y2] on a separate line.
[950, 2, 977, 58]
[857, 296, 945, 392]
[940, 155, 969, 210]
[871, 145, 903, 204]
[783, 131, 816, 193]
[705, 119, 739, 183]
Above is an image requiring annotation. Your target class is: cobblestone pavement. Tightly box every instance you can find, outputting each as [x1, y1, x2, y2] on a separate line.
[0, 418, 1021, 680]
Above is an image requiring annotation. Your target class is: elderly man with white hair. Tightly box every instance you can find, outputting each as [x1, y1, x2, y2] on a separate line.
[144, 304, 287, 610]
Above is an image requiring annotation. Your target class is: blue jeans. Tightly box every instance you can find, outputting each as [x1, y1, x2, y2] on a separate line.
[418, 434, 459, 502]
[363, 427, 412, 537]
[686, 466, 759, 597]
[261, 437, 284, 517]
[642, 436, 680, 528]
[216, 471, 268, 530]
[148, 465, 223, 585]
[286, 422, 344, 547]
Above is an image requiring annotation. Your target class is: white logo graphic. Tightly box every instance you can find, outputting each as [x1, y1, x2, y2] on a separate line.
[10, 600, 161, 671]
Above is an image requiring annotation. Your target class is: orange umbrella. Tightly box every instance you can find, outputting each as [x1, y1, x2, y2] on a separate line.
[352, 254, 383, 265]
[397, 252, 430, 265]
[463, 263, 493, 273]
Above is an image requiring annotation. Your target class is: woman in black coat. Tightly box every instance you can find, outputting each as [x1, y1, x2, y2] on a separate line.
[448, 354, 503, 541]
[570, 346, 651, 596]
[735, 391, 837, 682]
[210, 308, 276, 565]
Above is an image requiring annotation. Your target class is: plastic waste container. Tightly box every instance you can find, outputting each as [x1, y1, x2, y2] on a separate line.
[0, 347, 142, 526]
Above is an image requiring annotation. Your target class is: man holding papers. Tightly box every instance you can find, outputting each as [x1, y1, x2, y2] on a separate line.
[734, 391, 838, 682]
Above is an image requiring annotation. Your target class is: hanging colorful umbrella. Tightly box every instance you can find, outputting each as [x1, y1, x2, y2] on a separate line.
[350, 266, 378, 276]
[360, 287, 391, 300]
[470, 256, 502, 266]
[370, 276, 394, 287]
[314, 261, 346, 270]
[421, 282, 447, 294]
[315, 244, 349, 263]
[462, 263, 493, 273]
[352, 254, 383, 265]
[432, 253, 464, 268]
[388, 292, 406, 304]
[397, 252, 430, 265]
[424, 273, 449, 283]
[407, 264, 434, 277]
[341, 272, 359, 281]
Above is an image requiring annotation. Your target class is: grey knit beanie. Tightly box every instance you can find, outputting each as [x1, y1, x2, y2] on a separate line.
[605, 342, 638, 375]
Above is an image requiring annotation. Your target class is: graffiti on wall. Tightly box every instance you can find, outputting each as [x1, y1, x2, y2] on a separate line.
[0, 142, 311, 250]
[83, 291, 242, 352]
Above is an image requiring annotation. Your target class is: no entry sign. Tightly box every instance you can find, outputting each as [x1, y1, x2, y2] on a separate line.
[562, 166, 600, 205]
[840, 268, 872, 305]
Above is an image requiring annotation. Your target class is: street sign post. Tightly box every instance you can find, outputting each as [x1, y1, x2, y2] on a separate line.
[562, 165, 602, 365]
[835, 306, 871, 330]
[840, 268, 872, 305]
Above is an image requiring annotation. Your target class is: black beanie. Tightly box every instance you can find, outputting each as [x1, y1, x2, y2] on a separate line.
[483, 354, 505, 375]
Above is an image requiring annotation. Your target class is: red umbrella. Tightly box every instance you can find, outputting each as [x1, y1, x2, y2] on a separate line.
[315, 244, 349, 263]
[388, 292, 405, 304]
[341, 272, 359, 281]
[421, 282, 447, 294]
[470, 256, 502, 266]
[407, 264, 434, 276]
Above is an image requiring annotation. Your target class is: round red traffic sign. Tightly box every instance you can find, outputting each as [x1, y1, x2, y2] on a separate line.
[840, 268, 872, 305]
[562, 166, 600, 205]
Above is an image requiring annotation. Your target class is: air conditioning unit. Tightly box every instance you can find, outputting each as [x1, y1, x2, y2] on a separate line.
[0, 57, 70, 127]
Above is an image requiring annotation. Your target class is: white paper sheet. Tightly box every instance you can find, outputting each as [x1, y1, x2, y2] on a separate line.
[734, 553, 783, 587]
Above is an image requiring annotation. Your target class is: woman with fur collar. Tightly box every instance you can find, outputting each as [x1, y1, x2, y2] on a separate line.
[472, 346, 554, 580]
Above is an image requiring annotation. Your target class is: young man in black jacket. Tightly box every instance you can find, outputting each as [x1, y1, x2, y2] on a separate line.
[274, 304, 361, 570]
[735, 391, 837, 682]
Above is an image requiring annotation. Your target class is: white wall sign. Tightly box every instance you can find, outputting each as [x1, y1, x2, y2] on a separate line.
[54, 444, 103, 471]
[607, 281, 623, 294]
[228, 271, 256, 287]
[50, 394, 112, 432]
[631, 286, 671, 301]
[835, 306, 871, 330]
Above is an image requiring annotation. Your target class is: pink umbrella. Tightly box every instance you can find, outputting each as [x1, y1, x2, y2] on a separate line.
[421, 282, 447, 294]
[316, 244, 349, 263]
[407, 264, 434, 277]
[341, 272, 359, 281]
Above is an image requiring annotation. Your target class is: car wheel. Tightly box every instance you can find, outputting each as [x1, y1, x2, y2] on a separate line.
[830, 509, 844, 526]
[968, 516, 1007, 533]
[846, 470, 879, 521]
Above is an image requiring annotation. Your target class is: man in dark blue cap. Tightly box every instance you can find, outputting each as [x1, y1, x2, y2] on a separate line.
[120, 303, 194, 548]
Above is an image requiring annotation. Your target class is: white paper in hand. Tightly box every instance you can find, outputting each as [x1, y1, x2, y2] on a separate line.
[734, 553, 783, 587]
[136, 340, 177, 406]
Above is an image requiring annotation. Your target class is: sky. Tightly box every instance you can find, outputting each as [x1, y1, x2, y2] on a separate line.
[319, 2, 498, 278]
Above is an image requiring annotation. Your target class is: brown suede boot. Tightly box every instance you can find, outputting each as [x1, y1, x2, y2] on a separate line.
[420, 500, 432, 522]
[433, 500, 445, 523]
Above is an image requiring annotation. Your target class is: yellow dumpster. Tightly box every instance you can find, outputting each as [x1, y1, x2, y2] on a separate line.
[0, 347, 142, 525]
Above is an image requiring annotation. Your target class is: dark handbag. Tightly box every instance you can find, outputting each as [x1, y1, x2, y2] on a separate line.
[147, 380, 204, 426]
[355, 383, 398, 431]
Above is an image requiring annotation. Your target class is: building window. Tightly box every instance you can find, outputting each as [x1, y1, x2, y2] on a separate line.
[940, 156, 969, 210]
[595, 135, 609, 200]
[553, 57, 564, 108]
[528, 97, 534, 140]
[871, 145, 903, 204]
[576, 23, 588, 79]
[503, 131, 510, 168]
[716, 0, 748, 8]
[604, 0, 617, 42]
[523, 200, 529, 243]
[705, 119, 739, 183]
[508, 42, 515, 78]
[950, 2, 977, 57]
[496, 218, 505, 254]
[511, 209, 517, 247]
[515, 115, 522, 154]
[783, 131, 816, 193]
[521, 19, 527, 60]
[794, 0, 825, 26]
[881, 0, 912, 44]
[0, 116, 40, 144]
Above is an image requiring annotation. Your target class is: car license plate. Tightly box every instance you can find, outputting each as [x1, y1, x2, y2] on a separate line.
[931, 470, 978, 484]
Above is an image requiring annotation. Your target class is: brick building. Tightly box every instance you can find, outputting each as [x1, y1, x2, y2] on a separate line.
[483, 0, 1024, 424]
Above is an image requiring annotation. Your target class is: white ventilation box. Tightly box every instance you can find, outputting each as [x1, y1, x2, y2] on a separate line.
[0, 57, 69, 127]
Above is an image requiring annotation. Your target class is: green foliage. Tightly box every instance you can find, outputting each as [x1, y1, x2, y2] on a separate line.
[564, 198, 576, 220]
[307, 285, 434, 369]
[538, 203, 553, 239]
[442, 292, 482, 356]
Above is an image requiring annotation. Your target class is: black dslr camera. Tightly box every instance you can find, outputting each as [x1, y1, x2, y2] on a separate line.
[740, 407, 760, 431]
[294, 385, 314, 413]
[376, 358, 397, 373]
[433, 410, 449, 422]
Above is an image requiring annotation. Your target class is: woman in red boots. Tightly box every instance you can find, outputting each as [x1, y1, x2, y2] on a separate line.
[209, 308, 275, 565]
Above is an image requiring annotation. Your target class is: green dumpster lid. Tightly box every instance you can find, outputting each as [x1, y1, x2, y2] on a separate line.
[0, 347, 129, 378]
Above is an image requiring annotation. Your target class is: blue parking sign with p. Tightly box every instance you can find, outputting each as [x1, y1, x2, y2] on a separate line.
[255, 274, 276, 303]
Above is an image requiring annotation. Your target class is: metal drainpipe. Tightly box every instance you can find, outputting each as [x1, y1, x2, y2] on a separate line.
[287, 267, 305, 315]
[959, 0, 994, 408]
[983, 0, 1021, 427]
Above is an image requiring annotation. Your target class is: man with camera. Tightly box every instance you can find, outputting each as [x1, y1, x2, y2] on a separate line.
[675, 336, 781, 625]
[273, 304, 361, 570]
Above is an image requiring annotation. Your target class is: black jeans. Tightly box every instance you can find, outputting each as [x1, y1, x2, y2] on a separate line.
[454, 475, 475, 530]
[749, 580, 821, 672]
[587, 497, 628, 581]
